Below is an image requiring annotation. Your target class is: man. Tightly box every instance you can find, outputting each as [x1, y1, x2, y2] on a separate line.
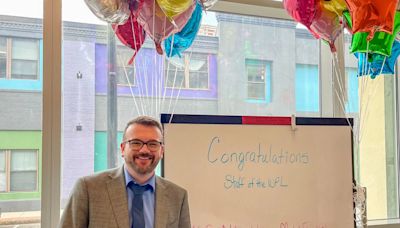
[59, 116, 191, 228]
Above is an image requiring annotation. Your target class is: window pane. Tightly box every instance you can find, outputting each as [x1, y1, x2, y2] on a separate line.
[0, 58, 5, 78]
[0, 150, 6, 192]
[189, 72, 208, 89]
[166, 67, 185, 88]
[295, 64, 319, 112]
[0, 37, 5, 78]
[12, 38, 39, 60]
[248, 82, 265, 99]
[10, 150, 38, 192]
[11, 59, 38, 80]
[187, 53, 209, 89]
[246, 59, 269, 100]
[345, 67, 359, 113]
[116, 47, 135, 86]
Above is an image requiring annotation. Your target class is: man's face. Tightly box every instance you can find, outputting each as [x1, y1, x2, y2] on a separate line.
[121, 124, 164, 176]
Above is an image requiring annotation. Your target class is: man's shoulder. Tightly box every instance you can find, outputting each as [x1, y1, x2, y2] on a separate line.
[80, 166, 122, 183]
[156, 176, 187, 193]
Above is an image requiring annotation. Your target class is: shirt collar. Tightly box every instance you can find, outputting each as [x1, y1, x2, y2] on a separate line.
[123, 165, 155, 192]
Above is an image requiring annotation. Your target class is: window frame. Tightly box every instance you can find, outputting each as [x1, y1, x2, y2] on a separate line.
[245, 58, 271, 102]
[0, 36, 40, 81]
[0, 149, 39, 193]
[165, 52, 210, 90]
[116, 45, 136, 87]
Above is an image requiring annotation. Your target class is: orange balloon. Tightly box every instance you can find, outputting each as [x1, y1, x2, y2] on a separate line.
[344, 0, 399, 40]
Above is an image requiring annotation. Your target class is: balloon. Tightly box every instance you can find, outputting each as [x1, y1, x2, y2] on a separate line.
[344, 0, 399, 40]
[199, 0, 219, 10]
[112, 14, 146, 64]
[283, 0, 317, 29]
[309, 4, 342, 52]
[164, 2, 202, 57]
[156, 0, 193, 21]
[355, 40, 400, 78]
[344, 11, 400, 56]
[321, 0, 347, 16]
[84, 0, 130, 24]
[137, 0, 195, 55]
[129, 0, 144, 18]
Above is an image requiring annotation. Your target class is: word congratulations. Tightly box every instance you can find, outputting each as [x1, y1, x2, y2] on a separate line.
[207, 137, 309, 171]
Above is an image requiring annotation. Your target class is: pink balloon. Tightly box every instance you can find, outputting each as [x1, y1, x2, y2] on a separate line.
[112, 13, 146, 64]
[136, 0, 195, 55]
[309, 5, 342, 52]
[283, 0, 317, 28]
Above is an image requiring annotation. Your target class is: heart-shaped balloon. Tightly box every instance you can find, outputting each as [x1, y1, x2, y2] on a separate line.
[156, 0, 193, 21]
[164, 2, 202, 57]
[283, 0, 318, 29]
[137, 0, 195, 55]
[113, 13, 146, 64]
[309, 3, 343, 52]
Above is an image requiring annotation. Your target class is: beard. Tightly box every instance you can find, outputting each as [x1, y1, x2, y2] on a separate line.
[126, 152, 160, 175]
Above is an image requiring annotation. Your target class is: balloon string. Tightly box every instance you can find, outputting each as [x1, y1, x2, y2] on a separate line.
[379, 56, 387, 76]
[161, 34, 176, 114]
[168, 49, 191, 123]
[331, 52, 355, 134]
[117, 51, 142, 116]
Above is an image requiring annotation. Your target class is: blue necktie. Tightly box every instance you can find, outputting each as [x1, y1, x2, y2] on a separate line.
[128, 182, 150, 228]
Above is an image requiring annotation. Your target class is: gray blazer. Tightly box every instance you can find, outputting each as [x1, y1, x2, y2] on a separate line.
[59, 166, 191, 228]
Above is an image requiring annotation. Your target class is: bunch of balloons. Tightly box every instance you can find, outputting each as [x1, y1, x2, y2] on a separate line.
[283, 0, 400, 78]
[85, 0, 218, 62]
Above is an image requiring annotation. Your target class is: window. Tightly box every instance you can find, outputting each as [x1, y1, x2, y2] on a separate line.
[165, 53, 209, 89]
[296, 64, 319, 112]
[0, 37, 39, 80]
[345, 67, 359, 113]
[116, 46, 135, 86]
[0, 150, 38, 192]
[246, 59, 271, 101]
[0, 37, 6, 79]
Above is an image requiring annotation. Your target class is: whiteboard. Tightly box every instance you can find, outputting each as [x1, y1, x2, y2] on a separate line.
[162, 114, 354, 228]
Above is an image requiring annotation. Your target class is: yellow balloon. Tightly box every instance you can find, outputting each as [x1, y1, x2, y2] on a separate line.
[156, 0, 193, 20]
[321, 0, 347, 16]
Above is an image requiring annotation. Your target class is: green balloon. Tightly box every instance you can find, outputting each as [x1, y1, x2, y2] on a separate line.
[344, 11, 400, 56]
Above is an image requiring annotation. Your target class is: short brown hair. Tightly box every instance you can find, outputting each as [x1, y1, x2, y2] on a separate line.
[122, 116, 163, 141]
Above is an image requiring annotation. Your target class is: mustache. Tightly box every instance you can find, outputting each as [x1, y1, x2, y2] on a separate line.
[134, 153, 154, 159]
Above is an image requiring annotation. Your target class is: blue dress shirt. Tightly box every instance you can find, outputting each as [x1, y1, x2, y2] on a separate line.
[124, 167, 155, 228]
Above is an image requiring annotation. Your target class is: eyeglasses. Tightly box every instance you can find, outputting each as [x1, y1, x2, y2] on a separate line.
[123, 139, 163, 151]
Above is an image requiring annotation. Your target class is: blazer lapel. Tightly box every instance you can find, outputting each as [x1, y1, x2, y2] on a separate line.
[155, 177, 169, 228]
[106, 166, 130, 228]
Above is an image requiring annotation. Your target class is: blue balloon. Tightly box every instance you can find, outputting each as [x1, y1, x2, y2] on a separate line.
[355, 40, 400, 79]
[164, 2, 203, 57]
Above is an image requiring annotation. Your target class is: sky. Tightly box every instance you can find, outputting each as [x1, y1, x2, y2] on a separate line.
[0, 0, 218, 26]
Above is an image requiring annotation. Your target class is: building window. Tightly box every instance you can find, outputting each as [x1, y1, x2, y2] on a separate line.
[295, 64, 319, 112]
[0, 37, 6, 79]
[345, 67, 359, 113]
[0, 150, 38, 192]
[165, 53, 209, 89]
[246, 59, 271, 101]
[116, 46, 136, 86]
[0, 36, 39, 80]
